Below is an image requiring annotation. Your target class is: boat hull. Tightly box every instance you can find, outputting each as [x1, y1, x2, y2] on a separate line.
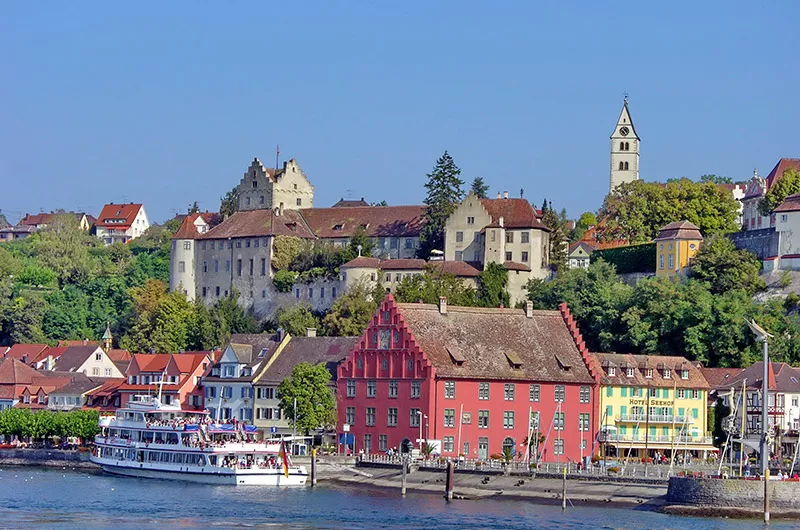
[93, 459, 307, 486]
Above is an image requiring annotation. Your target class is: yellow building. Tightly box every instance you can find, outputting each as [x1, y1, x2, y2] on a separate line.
[655, 220, 703, 277]
[591, 353, 715, 461]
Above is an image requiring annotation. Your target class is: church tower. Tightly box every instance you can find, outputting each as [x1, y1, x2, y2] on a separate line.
[610, 98, 640, 192]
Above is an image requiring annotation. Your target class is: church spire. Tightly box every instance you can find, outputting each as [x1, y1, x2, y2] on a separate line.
[609, 97, 641, 192]
[102, 321, 113, 352]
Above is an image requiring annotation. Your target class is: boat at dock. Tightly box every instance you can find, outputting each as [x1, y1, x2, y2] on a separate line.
[90, 395, 307, 485]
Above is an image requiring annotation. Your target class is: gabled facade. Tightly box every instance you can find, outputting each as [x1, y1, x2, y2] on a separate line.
[742, 159, 800, 231]
[119, 353, 211, 409]
[444, 192, 550, 304]
[170, 212, 213, 301]
[237, 158, 314, 212]
[3, 344, 49, 365]
[95, 203, 149, 245]
[592, 353, 713, 460]
[567, 242, 595, 269]
[51, 345, 125, 378]
[337, 295, 598, 463]
[202, 334, 286, 422]
[253, 333, 357, 437]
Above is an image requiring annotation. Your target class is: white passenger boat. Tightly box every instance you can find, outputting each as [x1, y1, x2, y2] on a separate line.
[90, 395, 307, 485]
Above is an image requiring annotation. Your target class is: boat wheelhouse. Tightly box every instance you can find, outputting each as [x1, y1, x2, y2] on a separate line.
[91, 395, 307, 485]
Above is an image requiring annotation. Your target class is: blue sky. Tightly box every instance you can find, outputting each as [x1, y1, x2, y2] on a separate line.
[2, 2, 798, 224]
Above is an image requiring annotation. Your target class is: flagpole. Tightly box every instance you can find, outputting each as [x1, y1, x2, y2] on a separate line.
[456, 403, 463, 460]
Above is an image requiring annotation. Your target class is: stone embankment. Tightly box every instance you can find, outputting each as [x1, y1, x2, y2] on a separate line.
[318, 465, 668, 508]
[665, 476, 800, 518]
[0, 448, 99, 469]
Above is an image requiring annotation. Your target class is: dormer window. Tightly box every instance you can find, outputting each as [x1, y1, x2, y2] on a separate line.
[664, 368, 671, 379]
[681, 370, 689, 380]
[333, 224, 344, 231]
[626, 367, 634, 378]
[608, 367, 616, 377]
[645, 368, 653, 378]
[223, 365, 236, 377]
[258, 348, 268, 358]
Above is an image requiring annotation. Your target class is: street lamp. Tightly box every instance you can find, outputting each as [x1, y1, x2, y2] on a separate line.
[417, 410, 427, 452]
[747, 319, 773, 476]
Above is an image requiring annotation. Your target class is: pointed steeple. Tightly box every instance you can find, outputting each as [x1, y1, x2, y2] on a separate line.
[610, 98, 639, 140]
[609, 97, 641, 192]
[102, 321, 113, 352]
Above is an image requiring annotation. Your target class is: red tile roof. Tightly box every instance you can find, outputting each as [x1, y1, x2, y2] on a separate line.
[96, 203, 143, 229]
[19, 213, 52, 226]
[172, 212, 216, 239]
[773, 194, 800, 213]
[765, 158, 800, 190]
[591, 353, 710, 389]
[107, 349, 132, 362]
[433, 261, 481, 277]
[699, 367, 743, 390]
[4, 344, 49, 363]
[502, 261, 531, 272]
[199, 209, 315, 240]
[479, 198, 547, 229]
[341, 257, 382, 268]
[378, 259, 426, 270]
[655, 220, 703, 241]
[394, 300, 595, 383]
[300, 205, 426, 238]
[57, 339, 100, 348]
[0, 358, 40, 385]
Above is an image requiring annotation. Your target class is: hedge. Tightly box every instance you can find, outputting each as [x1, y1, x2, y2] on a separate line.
[591, 242, 656, 273]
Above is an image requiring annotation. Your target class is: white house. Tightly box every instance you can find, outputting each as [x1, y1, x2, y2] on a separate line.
[95, 203, 149, 245]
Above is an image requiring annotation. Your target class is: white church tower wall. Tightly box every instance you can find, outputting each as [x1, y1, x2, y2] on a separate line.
[610, 98, 640, 192]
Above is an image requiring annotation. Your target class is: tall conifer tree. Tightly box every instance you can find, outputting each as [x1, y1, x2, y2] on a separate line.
[419, 151, 464, 258]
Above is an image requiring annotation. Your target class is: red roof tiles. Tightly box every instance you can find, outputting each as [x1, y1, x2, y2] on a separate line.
[4, 344, 49, 363]
[479, 198, 546, 229]
[300, 205, 426, 238]
[199, 209, 315, 240]
[765, 158, 800, 190]
[774, 194, 800, 213]
[96, 203, 143, 229]
[655, 220, 703, 241]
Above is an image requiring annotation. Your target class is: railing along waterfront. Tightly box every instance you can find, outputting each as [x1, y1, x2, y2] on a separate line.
[615, 414, 691, 424]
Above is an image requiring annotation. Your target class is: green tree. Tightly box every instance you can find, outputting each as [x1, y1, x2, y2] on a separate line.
[322, 280, 383, 336]
[419, 151, 464, 258]
[689, 235, 765, 295]
[277, 362, 337, 434]
[273, 270, 298, 293]
[188, 201, 200, 214]
[209, 292, 259, 337]
[274, 304, 321, 337]
[0, 246, 24, 279]
[219, 186, 239, 219]
[272, 235, 305, 270]
[572, 212, 597, 241]
[120, 279, 194, 353]
[477, 262, 510, 308]
[394, 264, 477, 306]
[341, 226, 375, 261]
[599, 179, 739, 243]
[700, 174, 733, 185]
[541, 201, 568, 271]
[470, 177, 489, 199]
[759, 169, 800, 215]
[32, 213, 98, 286]
[527, 260, 632, 352]
[5, 295, 47, 344]
[17, 264, 58, 287]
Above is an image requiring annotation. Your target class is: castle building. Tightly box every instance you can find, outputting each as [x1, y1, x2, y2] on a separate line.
[609, 98, 640, 192]
[443, 191, 550, 305]
[237, 158, 314, 212]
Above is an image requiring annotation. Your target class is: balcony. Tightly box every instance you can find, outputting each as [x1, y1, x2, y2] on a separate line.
[599, 433, 713, 445]
[616, 414, 692, 424]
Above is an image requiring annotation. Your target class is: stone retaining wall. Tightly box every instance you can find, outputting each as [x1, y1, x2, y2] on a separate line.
[667, 476, 800, 510]
[0, 448, 97, 468]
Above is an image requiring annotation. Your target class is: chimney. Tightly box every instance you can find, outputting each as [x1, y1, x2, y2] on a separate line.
[496, 192, 501, 199]
[503, 191, 509, 199]
[525, 300, 533, 318]
[278, 203, 284, 216]
[306, 328, 317, 337]
[277, 328, 286, 342]
[438, 296, 447, 315]
[499, 216, 504, 227]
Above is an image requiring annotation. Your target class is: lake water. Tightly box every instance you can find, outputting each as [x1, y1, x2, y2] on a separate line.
[0, 467, 789, 529]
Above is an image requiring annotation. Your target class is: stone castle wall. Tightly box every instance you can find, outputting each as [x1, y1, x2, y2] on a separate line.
[728, 228, 778, 260]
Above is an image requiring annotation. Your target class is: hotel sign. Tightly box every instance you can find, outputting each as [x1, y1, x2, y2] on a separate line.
[629, 399, 673, 406]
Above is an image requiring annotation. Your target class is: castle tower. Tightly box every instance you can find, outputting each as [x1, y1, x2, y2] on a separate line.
[610, 98, 640, 192]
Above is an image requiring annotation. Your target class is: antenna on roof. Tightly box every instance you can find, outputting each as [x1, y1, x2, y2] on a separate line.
[275, 144, 280, 173]
[346, 189, 353, 200]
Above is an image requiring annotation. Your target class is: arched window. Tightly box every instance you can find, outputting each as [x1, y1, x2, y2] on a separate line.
[619, 142, 624, 150]
[619, 162, 624, 170]
[625, 142, 630, 151]
[502, 437, 515, 455]
[624, 162, 629, 170]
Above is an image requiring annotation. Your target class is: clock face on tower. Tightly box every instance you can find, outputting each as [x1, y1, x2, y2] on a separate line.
[619, 126, 629, 136]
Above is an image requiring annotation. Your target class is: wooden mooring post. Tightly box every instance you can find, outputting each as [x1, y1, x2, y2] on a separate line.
[310, 448, 317, 487]
[445, 460, 454, 500]
[764, 468, 771, 523]
[401, 455, 407, 496]
[561, 465, 567, 510]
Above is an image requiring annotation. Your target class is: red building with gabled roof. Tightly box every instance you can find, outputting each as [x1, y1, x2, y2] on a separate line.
[337, 295, 599, 463]
[95, 203, 149, 245]
[119, 353, 212, 410]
